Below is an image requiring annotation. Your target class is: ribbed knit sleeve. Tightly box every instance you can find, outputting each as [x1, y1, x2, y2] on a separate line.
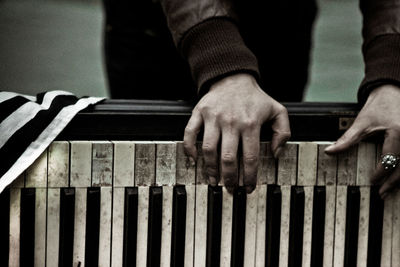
[179, 18, 260, 96]
[358, 34, 400, 105]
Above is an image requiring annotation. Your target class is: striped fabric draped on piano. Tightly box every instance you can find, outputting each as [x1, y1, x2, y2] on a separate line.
[0, 91, 104, 193]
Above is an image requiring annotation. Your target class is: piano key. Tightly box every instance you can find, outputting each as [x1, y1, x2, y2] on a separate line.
[136, 187, 149, 267]
[34, 188, 46, 267]
[194, 184, 208, 267]
[310, 186, 325, 267]
[337, 145, 358, 185]
[288, 186, 305, 267]
[171, 185, 187, 267]
[84, 187, 101, 267]
[73, 188, 87, 267]
[122, 187, 138, 267]
[113, 141, 135, 187]
[59, 188, 75, 267]
[344, 186, 360, 267]
[257, 142, 276, 185]
[255, 185, 267, 267]
[156, 141, 177, 186]
[176, 141, 196, 186]
[297, 142, 318, 186]
[277, 143, 298, 185]
[20, 188, 35, 267]
[70, 141, 92, 187]
[356, 142, 376, 186]
[323, 186, 336, 267]
[99, 187, 112, 266]
[196, 143, 208, 185]
[279, 185, 291, 267]
[266, 185, 282, 267]
[147, 186, 163, 267]
[135, 142, 156, 186]
[48, 141, 70, 188]
[317, 143, 337, 186]
[0, 188, 10, 267]
[357, 187, 370, 267]
[160, 186, 174, 267]
[381, 193, 394, 267]
[243, 187, 258, 266]
[333, 186, 347, 267]
[184, 185, 196, 267]
[47, 188, 61, 267]
[220, 187, 233, 267]
[25, 149, 47, 188]
[391, 189, 400, 267]
[206, 185, 222, 267]
[231, 187, 247, 267]
[302, 187, 314, 267]
[367, 186, 384, 267]
[111, 187, 125, 267]
[9, 188, 21, 267]
[92, 141, 113, 187]
[12, 173, 25, 188]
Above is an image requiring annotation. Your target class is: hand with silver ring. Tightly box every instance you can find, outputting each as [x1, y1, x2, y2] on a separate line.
[325, 84, 400, 199]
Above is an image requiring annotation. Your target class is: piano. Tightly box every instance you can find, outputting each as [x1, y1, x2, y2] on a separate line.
[0, 100, 398, 267]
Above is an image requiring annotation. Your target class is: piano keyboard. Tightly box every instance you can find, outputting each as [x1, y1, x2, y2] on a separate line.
[1, 140, 399, 267]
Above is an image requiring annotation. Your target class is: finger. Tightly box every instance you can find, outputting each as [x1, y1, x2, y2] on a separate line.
[371, 131, 400, 185]
[241, 127, 260, 193]
[202, 121, 220, 186]
[270, 109, 291, 158]
[220, 127, 239, 193]
[379, 166, 400, 199]
[325, 119, 366, 154]
[183, 110, 203, 160]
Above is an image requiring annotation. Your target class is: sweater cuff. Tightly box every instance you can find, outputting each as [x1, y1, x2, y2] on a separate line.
[180, 18, 260, 96]
[358, 34, 400, 105]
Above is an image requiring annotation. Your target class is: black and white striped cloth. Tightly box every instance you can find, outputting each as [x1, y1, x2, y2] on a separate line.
[0, 91, 104, 193]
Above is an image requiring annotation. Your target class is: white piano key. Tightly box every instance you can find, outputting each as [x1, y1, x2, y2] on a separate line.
[160, 186, 174, 267]
[47, 188, 60, 267]
[99, 187, 112, 267]
[356, 142, 376, 186]
[48, 141, 70, 188]
[357, 187, 370, 267]
[111, 187, 124, 267]
[12, 173, 25, 188]
[302, 187, 314, 267]
[136, 186, 149, 267]
[392, 189, 400, 266]
[381, 193, 394, 267]
[255, 185, 267, 267]
[194, 185, 208, 267]
[244, 188, 258, 266]
[277, 143, 298, 185]
[92, 141, 113, 187]
[297, 142, 318, 186]
[9, 188, 21, 267]
[220, 187, 233, 267]
[317, 143, 337, 186]
[279, 185, 291, 267]
[156, 142, 177, 186]
[176, 142, 196, 186]
[196, 143, 207, 185]
[34, 188, 46, 267]
[70, 141, 92, 187]
[73, 188, 87, 266]
[323, 186, 336, 267]
[333, 186, 347, 267]
[258, 142, 276, 185]
[185, 185, 196, 267]
[25, 150, 47, 188]
[113, 141, 135, 187]
[135, 142, 156, 186]
[337, 145, 358, 185]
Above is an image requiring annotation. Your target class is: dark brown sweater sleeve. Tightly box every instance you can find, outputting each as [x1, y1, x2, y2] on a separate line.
[179, 18, 260, 96]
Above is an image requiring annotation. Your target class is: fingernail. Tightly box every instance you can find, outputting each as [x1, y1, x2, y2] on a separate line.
[274, 147, 283, 158]
[245, 185, 255, 194]
[209, 176, 217, 186]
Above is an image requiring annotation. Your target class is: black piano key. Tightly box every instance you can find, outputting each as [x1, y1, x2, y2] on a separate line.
[266, 185, 282, 267]
[206, 185, 222, 267]
[85, 187, 101, 267]
[147, 186, 163, 267]
[123, 187, 138, 267]
[231, 187, 247, 267]
[0, 188, 10, 266]
[170, 185, 187, 267]
[310, 186, 326, 267]
[20, 188, 35, 267]
[367, 186, 384, 267]
[344, 186, 360, 267]
[288, 186, 305, 267]
[59, 188, 75, 267]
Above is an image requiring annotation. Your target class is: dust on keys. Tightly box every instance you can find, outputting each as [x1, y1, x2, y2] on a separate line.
[1, 141, 396, 267]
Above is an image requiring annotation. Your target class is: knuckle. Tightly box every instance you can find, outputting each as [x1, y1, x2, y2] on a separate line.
[276, 104, 288, 114]
[202, 143, 216, 155]
[243, 154, 258, 166]
[242, 118, 258, 129]
[220, 115, 237, 127]
[184, 126, 196, 136]
[221, 153, 236, 165]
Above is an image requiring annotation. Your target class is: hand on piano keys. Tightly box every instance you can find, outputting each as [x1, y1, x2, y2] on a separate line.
[1, 141, 399, 267]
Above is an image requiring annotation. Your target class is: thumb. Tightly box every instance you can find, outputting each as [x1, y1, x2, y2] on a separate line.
[325, 119, 365, 154]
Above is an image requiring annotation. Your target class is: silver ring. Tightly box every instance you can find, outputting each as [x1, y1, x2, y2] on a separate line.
[381, 153, 400, 171]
